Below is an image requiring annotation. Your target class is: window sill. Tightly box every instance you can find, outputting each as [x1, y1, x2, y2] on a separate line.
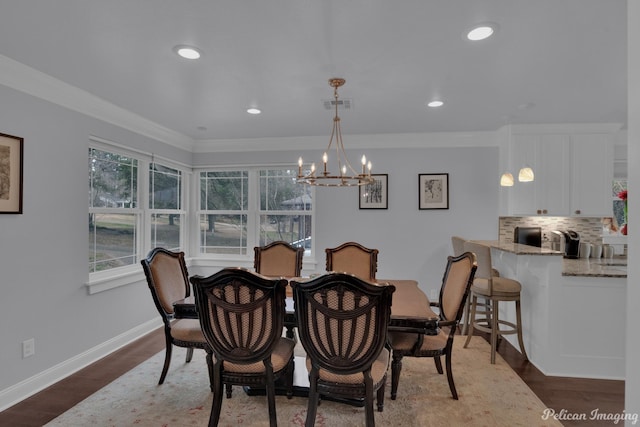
[86, 266, 145, 294]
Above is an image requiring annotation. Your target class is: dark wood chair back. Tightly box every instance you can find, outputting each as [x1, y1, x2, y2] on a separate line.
[190, 268, 295, 427]
[291, 273, 395, 426]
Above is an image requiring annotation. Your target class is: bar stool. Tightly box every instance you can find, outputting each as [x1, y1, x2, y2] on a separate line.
[462, 241, 528, 364]
[451, 236, 497, 336]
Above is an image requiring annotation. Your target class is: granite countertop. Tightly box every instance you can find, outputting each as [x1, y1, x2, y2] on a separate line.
[562, 257, 627, 278]
[474, 240, 562, 256]
[475, 240, 627, 278]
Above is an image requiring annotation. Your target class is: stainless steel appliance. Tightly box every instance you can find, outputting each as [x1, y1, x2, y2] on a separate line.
[513, 226, 542, 247]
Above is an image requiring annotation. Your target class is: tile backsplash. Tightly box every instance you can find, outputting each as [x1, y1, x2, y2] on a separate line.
[499, 216, 605, 247]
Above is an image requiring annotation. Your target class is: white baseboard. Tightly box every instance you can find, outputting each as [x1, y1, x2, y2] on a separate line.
[0, 318, 162, 412]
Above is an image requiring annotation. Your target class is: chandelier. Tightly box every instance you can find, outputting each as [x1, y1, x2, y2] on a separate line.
[297, 78, 374, 187]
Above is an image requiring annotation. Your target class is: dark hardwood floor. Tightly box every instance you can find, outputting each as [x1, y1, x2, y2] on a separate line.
[0, 328, 624, 426]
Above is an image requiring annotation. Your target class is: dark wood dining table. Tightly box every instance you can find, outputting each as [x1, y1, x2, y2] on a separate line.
[172, 278, 439, 403]
[173, 278, 439, 335]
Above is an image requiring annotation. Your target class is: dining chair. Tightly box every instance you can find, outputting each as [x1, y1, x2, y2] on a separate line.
[190, 267, 295, 427]
[254, 240, 304, 278]
[140, 248, 214, 390]
[388, 252, 477, 400]
[463, 241, 528, 364]
[290, 273, 395, 427]
[325, 241, 379, 280]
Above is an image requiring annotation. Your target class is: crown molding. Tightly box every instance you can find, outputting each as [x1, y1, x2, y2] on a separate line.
[192, 130, 500, 153]
[0, 54, 194, 152]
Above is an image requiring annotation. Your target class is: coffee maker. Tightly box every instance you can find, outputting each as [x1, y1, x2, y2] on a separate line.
[561, 230, 581, 259]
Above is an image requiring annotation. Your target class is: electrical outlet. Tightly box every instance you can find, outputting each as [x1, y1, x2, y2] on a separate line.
[430, 289, 438, 301]
[22, 338, 35, 358]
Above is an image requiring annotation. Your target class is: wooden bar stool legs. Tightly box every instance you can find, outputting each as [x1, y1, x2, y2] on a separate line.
[462, 241, 527, 364]
[464, 291, 528, 364]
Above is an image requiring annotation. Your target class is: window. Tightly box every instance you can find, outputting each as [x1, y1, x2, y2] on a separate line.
[89, 144, 187, 276]
[197, 168, 314, 256]
[149, 163, 183, 251]
[198, 171, 249, 255]
[89, 148, 139, 273]
[259, 169, 312, 251]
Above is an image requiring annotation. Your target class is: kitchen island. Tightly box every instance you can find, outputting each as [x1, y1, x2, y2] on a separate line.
[477, 241, 626, 380]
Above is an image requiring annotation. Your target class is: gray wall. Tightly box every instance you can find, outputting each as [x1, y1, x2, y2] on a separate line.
[0, 85, 189, 397]
[0, 82, 500, 404]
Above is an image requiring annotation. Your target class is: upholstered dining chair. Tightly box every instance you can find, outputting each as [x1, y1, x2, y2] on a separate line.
[290, 273, 395, 427]
[325, 241, 379, 281]
[463, 241, 528, 364]
[190, 267, 295, 427]
[388, 252, 477, 400]
[254, 240, 304, 278]
[140, 248, 213, 389]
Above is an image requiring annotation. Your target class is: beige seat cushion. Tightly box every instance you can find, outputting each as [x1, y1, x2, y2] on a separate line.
[306, 347, 390, 385]
[170, 318, 207, 343]
[471, 276, 521, 297]
[389, 328, 449, 352]
[223, 337, 295, 374]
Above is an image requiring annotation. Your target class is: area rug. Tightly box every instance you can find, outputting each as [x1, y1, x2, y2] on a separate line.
[45, 337, 561, 427]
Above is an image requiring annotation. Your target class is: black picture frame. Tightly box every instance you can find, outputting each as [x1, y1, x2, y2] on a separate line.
[419, 173, 449, 210]
[359, 174, 388, 209]
[0, 132, 24, 214]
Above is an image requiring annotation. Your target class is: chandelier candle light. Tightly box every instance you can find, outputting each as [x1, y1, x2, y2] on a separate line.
[297, 78, 374, 187]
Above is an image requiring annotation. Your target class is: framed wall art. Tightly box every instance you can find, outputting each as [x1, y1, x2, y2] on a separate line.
[418, 173, 448, 210]
[359, 174, 388, 209]
[0, 133, 24, 214]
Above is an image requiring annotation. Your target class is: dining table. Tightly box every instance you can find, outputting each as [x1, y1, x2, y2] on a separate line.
[172, 278, 439, 403]
[173, 278, 438, 333]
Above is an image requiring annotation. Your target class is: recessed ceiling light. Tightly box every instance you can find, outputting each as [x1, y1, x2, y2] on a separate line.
[466, 23, 498, 41]
[427, 100, 444, 108]
[174, 45, 202, 59]
[247, 108, 261, 115]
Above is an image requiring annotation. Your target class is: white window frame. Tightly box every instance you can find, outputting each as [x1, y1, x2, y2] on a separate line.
[87, 137, 190, 294]
[193, 166, 316, 267]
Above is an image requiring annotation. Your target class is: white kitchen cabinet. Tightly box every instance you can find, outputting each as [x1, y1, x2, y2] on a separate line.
[509, 133, 571, 216]
[570, 134, 614, 217]
[508, 130, 614, 217]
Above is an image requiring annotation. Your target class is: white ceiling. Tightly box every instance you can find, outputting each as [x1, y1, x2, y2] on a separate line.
[0, 1, 627, 143]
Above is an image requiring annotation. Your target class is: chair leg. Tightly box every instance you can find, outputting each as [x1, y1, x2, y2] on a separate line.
[433, 356, 444, 374]
[490, 300, 499, 364]
[305, 371, 320, 427]
[376, 377, 386, 412]
[390, 352, 403, 400]
[264, 363, 277, 427]
[159, 336, 173, 385]
[185, 347, 194, 363]
[285, 357, 294, 399]
[444, 349, 458, 400]
[463, 295, 477, 349]
[461, 295, 471, 335]
[364, 374, 375, 427]
[205, 350, 215, 393]
[208, 365, 224, 427]
[515, 299, 529, 361]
